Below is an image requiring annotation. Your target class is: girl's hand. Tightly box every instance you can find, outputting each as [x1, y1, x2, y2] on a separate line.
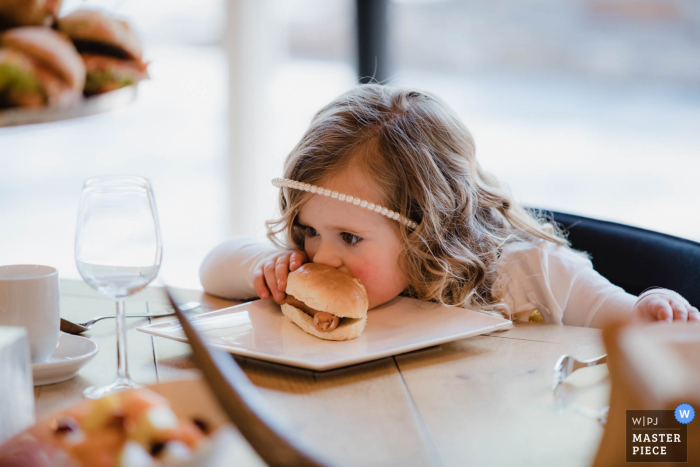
[253, 250, 308, 301]
[633, 290, 700, 324]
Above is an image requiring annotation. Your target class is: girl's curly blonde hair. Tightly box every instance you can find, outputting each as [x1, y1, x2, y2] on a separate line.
[266, 84, 569, 319]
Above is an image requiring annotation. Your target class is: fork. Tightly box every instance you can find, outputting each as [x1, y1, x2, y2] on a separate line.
[60, 301, 201, 335]
[552, 353, 607, 390]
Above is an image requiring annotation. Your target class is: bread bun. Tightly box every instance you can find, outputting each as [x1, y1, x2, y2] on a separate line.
[1, 27, 85, 91]
[281, 304, 367, 341]
[286, 263, 368, 319]
[33, 60, 79, 106]
[58, 9, 143, 62]
[0, 0, 63, 28]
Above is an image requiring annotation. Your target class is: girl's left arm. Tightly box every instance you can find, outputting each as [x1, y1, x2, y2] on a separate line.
[560, 263, 637, 328]
[499, 240, 698, 328]
[561, 251, 699, 327]
[498, 240, 634, 327]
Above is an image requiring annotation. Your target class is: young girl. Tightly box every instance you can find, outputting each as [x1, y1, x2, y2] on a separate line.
[200, 84, 699, 328]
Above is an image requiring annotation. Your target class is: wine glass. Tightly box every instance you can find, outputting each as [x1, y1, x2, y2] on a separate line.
[75, 175, 162, 399]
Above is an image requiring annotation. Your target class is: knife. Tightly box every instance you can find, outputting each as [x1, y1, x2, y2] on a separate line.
[164, 287, 336, 467]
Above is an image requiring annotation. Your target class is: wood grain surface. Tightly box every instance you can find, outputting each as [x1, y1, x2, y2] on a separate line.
[396, 329, 606, 466]
[35, 279, 609, 466]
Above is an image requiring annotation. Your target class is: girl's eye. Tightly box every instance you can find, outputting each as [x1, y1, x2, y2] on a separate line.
[340, 232, 363, 246]
[304, 226, 318, 238]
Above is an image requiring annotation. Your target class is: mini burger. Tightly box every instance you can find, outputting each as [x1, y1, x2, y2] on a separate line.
[0, 0, 63, 29]
[58, 9, 147, 96]
[0, 26, 84, 108]
[273, 263, 369, 341]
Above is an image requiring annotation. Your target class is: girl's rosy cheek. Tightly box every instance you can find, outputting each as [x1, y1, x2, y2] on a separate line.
[347, 261, 380, 288]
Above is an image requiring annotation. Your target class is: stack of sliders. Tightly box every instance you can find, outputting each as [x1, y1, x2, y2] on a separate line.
[58, 10, 148, 96]
[274, 263, 369, 341]
[0, 27, 84, 109]
[0, 6, 147, 111]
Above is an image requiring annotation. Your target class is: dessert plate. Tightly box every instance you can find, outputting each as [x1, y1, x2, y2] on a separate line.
[138, 296, 513, 371]
[32, 332, 99, 386]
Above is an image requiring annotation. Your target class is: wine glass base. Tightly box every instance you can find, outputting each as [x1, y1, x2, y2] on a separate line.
[83, 378, 142, 399]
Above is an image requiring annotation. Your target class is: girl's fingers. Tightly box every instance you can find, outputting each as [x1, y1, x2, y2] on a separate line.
[290, 250, 307, 271]
[256, 250, 306, 301]
[275, 254, 291, 293]
[670, 300, 688, 322]
[689, 307, 700, 323]
[253, 266, 270, 300]
[654, 301, 673, 322]
[263, 260, 282, 300]
[637, 295, 698, 324]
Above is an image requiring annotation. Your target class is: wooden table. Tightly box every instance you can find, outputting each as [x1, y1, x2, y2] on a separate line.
[35, 279, 609, 466]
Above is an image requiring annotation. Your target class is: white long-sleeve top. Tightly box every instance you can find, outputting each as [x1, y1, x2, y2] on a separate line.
[199, 236, 639, 328]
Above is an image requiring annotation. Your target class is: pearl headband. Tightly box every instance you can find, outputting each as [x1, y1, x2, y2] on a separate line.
[272, 177, 418, 229]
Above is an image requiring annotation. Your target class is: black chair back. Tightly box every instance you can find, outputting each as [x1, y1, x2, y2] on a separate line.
[532, 210, 700, 309]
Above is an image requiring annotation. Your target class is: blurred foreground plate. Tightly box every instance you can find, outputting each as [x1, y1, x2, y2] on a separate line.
[0, 376, 265, 467]
[0, 86, 137, 128]
[137, 296, 514, 371]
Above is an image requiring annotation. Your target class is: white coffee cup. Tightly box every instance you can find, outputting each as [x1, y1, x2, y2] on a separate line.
[0, 265, 59, 363]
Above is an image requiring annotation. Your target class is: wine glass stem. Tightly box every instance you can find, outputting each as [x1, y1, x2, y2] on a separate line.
[116, 299, 130, 382]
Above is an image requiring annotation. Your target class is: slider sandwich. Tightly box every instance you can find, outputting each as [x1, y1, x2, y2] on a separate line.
[58, 9, 147, 96]
[273, 263, 369, 341]
[0, 0, 63, 29]
[0, 26, 84, 108]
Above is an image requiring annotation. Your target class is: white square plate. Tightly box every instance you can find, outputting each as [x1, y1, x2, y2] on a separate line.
[137, 297, 513, 371]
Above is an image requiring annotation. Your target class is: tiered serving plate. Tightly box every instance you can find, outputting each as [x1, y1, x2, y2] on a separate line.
[0, 85, 137, 127]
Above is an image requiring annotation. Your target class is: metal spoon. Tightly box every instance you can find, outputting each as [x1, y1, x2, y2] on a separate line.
[60, 301, 201, 335]
[552, 353, 607, 390]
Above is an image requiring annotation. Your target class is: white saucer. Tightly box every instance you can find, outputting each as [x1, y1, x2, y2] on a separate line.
[32, 332, 99, 386]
